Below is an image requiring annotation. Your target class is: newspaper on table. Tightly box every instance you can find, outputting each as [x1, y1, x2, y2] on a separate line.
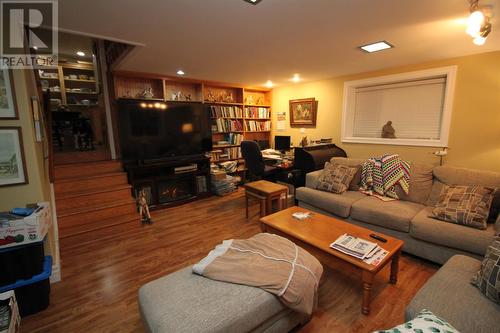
[330, 233, 389, 266]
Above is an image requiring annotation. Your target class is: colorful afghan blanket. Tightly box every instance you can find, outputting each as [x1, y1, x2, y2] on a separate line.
[361, 154, 410, 199]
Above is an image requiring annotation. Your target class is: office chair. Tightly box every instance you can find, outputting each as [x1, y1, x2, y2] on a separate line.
[241, 140, 279, 181]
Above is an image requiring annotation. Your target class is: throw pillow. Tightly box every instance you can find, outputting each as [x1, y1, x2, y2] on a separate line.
[316, 162, 357, 194]
[471, 236, 500, 304]
[373, 309, 459, 333]
[330, 157, 365, 191]
[429, 185, 497, 230]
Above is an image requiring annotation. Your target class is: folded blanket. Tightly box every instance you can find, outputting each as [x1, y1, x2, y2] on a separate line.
[193, 233, 323, 316]
[361, 154, 410, 199]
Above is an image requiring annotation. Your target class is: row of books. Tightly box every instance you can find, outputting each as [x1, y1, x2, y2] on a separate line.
[245, 107, 270, 119]
[244, 120, 271, 131]
[212, 119, 243, 133]
[209, 105, 243, 118]
[216, 133, 243, 145]
[210, 147, 242, 162]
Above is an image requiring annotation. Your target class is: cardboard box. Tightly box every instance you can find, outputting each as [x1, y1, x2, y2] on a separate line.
[0, 203, 51, 250]
[0, 291, 20, 333]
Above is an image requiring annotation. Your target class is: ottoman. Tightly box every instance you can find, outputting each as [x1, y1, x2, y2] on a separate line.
[138, 266, 308, 333]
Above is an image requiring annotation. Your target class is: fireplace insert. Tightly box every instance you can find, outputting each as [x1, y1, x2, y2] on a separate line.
[157, 179, 195, 204]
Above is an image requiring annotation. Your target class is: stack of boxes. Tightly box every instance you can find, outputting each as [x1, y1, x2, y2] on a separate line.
[0, 203, 52, 317]
[210, 170, 238, 196]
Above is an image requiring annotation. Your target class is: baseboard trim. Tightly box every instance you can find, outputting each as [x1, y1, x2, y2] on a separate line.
[50, 263, 61, 283]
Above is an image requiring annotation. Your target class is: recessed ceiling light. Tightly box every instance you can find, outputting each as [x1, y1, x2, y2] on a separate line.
[76, 51, 85, 57]
[33, 46, 38, 50]
[359, 41, 393, 53]
[244, 0, 262, 4]
[177, 70, 185, 75]
[265, 80, 273, 88]
[291, 74, 301, 83]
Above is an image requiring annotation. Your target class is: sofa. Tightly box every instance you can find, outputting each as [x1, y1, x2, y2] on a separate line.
[405, 255, 499, 333]
[296, 157, 500, 264]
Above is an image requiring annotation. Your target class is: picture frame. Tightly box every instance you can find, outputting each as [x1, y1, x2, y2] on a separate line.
[0, 127, 28, 187]
[289, 98, 318, 127]
[0, 69, 18, 119]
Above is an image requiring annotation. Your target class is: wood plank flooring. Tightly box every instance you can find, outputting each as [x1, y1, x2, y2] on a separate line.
[20, 189, 438, 333]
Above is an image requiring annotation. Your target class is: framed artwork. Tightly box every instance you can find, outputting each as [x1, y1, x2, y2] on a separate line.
[289, 98, 318, 127]
[0, 127, 28, 187]
[0, 69, 18, 119]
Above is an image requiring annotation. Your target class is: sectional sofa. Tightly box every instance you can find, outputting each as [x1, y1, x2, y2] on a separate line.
[296, 157, 500, 264]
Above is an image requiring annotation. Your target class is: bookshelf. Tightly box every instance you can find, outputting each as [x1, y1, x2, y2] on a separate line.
[112, 73, 273, 178]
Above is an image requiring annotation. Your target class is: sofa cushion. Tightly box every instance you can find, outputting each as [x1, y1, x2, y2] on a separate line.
[471, 236, 500, 303]
[410, 207, 497, 255]
[316, 162, 357, 194]
[330, 157, 365, 191]
[429, 185, 496, 230]
[295, 187, 365, 218]
[350, 196, 425, 233]
[395, 163, 434, 205]
[428, 166, 500, 223]
[375, 309, 459, 333]
[405, 255, 500, 333]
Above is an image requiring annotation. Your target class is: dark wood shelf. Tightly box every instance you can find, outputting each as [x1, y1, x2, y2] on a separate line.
[204, 101, 243, 106]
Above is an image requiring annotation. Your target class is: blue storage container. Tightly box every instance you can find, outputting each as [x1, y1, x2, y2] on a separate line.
[0, 240, 45, 286]
[0, 256, 52, 317]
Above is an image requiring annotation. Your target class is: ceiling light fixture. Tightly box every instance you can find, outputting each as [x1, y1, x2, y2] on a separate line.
[291, 74, 301, 83]
[265, 80, 274, 88]
[244, 0, 262, 4]
[466, 0, 492, 45]
[359, 41, 393, 53]
[76, 51, 85, 57]
[176, 70, 185, 75]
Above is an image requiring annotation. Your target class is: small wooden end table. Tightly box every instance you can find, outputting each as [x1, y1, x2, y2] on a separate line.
[244, 180, 288, 218]
[260, 206, 404, 315]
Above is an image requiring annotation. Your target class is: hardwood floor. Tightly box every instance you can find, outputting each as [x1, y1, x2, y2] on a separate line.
[20, 189, 438, 333]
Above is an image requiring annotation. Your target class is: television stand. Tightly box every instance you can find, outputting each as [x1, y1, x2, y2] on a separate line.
[124, 155, 212, 210]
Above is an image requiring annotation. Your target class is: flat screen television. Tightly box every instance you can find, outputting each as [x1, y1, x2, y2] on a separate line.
[118, 101, 212, 161]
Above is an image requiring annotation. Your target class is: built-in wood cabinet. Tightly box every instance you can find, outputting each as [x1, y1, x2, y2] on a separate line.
[112, 72, 273, 177]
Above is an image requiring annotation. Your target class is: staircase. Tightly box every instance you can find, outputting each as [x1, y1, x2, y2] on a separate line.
[54, 160, 138, 239]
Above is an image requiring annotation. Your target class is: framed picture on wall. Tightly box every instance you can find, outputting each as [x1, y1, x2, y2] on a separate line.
[0, 69, 18, 119]
[289, 98, 318, 127]
[0, 127, 28, 187]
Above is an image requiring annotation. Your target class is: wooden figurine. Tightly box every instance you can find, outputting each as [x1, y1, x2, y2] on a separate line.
[136, 189, 152, 224]
[140, 87, 154, 99]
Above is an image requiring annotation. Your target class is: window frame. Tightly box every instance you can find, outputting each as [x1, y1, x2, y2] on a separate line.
[341, 66, 457, 147]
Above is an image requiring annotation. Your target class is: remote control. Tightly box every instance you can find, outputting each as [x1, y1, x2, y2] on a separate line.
[369, 234, 387, 243]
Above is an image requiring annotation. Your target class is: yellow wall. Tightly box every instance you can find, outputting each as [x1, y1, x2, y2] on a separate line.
[272, 51, 500, 172]
[0, 70, 50, 210]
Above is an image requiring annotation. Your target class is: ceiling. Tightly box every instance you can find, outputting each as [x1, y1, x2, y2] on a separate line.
[59, 0, 500, 87]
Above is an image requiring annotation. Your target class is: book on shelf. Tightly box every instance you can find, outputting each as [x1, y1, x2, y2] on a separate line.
[210, 147, 241, 162]
[330, 233, 389, 265]
[212, 118, 243, 132]
[209, 105, 243, 118]
[245, 107, 270, 119]
[244, 120, 271, 131]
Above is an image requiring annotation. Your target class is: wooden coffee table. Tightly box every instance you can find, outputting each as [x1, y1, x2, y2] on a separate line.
[260, 206, 404, 315]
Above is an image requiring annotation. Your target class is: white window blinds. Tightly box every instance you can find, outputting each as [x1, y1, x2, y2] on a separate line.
[352, 77, 446, 140]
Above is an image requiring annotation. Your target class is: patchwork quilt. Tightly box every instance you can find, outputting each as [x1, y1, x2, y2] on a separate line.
[361, 154, 411, 199]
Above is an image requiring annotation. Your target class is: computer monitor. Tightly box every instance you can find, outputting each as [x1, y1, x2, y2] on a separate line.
[274, 135, 291, 152]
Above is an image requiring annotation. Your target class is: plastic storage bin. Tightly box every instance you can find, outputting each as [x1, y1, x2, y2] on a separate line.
[0, 256, 52, 317]
[0, 241, 45, 286]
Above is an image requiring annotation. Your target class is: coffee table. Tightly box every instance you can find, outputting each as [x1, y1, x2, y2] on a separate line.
[260, 206, 404, 315]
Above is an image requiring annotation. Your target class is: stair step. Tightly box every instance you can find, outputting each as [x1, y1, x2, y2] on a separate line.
[54, 172, 129, 194]
[57, 200, 137, 229]
[56, 186, 133, 215]
[59, 212, 139, 239]
[54, 150, 111, 165]
[55, 160, 123, 180]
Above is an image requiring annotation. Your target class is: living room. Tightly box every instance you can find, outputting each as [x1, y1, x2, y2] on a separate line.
[0, 1, 499, 332]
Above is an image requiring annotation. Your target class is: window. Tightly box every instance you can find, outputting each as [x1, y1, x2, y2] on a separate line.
[341, 66, 456, 147]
